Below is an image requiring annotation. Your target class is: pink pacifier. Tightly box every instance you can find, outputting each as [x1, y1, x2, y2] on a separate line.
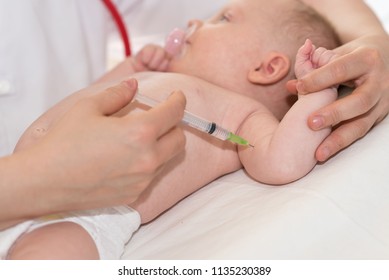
[165, 28, 186, 56]
[165, 25, 196, 57]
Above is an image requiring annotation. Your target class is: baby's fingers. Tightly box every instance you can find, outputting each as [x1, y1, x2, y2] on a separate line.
[139, 45, 169, 70]
[297, 51, 368, 94]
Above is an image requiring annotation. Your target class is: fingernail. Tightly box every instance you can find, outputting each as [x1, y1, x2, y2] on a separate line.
[169, 90, 183, 97]
[124, 78, 137, 90]
[296, 81, 306, 93]
[311, 116, 324, 130]
[319, 146, 330, 161]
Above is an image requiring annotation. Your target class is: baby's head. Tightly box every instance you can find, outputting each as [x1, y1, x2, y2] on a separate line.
[167, 0, 339, 119]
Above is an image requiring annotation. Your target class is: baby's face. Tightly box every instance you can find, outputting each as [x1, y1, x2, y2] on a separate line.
[167, 0, 275, 95]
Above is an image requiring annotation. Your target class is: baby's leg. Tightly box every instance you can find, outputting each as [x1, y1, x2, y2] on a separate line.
[295, 39, 337, 79]
[8, 222, 98, 259]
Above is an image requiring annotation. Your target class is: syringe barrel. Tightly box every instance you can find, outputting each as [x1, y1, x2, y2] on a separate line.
[135, 92, 231, 141]
[182, 112, 230, 141]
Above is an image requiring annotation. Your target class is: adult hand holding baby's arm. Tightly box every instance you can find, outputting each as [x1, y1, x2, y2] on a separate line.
[293, 0, 389, 161]
[293, 35, 389, 161]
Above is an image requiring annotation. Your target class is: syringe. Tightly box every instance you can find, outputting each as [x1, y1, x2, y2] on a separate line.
[135, 92, 253, 147]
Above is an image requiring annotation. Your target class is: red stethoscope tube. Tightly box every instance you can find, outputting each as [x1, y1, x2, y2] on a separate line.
[101, 0, 131, 57]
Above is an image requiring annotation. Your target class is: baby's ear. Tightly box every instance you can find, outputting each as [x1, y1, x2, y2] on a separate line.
[248, 52, 290, 85]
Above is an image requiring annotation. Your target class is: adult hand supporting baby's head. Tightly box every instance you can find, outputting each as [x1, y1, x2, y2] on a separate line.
[287, 34, 389, 162]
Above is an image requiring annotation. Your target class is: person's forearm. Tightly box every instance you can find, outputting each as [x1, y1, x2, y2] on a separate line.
[303, 0, 386, 43]
[0, 156, 25, 229]
[0, 152, 60, 230]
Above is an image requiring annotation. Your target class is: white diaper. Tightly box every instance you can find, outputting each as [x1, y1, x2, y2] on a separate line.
[0, 206, 141, 259]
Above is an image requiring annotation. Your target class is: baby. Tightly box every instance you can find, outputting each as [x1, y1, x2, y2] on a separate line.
[5, 0, 339, 259]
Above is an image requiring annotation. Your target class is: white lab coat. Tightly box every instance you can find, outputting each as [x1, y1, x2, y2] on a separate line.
[0, 0, 141, 156]
[0, 0, 226, 156]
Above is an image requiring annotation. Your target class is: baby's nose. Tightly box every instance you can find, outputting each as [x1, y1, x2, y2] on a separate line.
[188, 19, 202, 27]
[186, 19, 202, 38]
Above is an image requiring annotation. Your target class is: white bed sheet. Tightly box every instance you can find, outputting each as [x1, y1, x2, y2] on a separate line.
[124, 117, 389, 259]
[121, 0, 389, 259]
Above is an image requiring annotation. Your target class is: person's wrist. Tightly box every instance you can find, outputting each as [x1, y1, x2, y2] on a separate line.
[10, 147, 73, 218]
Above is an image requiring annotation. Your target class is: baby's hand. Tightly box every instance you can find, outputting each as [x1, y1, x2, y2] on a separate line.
[295, 39, 337, 80]
[134, 44, 171, 72]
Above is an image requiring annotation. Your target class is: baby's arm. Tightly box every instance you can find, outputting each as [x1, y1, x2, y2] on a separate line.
[238, 40, 338, 184]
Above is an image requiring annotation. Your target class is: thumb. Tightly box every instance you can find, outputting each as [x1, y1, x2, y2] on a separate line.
[95, 78, 138, 115]
[286, 79, 298, 94]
